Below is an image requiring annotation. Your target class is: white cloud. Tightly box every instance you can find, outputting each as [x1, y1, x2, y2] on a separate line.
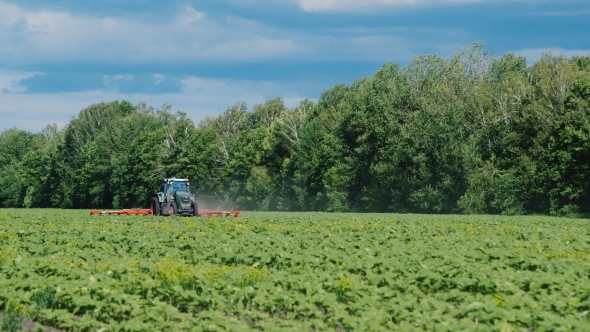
[112, 75, 134, 81]
[294, 0, 579, 12]
[101, 74, 134, 87]
[0, 1, 467, 65]
[153, 74, 166, 85]
[0, 69, 42, 93]
[0, 74, 320, 132]
[297, 0, 483, 12]
[513, 47, 590, 64]
[0, 2, 299, 65]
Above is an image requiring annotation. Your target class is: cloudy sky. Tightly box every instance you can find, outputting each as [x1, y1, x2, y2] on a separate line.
[1, 0, 589, 132]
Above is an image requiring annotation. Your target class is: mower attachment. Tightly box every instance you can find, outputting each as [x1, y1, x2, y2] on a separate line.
[90, 208, 152, 215]
[198, 209, 240, 217]
[89, 208, 240, 217]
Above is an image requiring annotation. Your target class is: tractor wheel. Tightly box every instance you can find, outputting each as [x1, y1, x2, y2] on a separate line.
[151, 197, 161, 216]
[190, 202, 198, 217]
[161, 203, 170, 216]
[168, 202, 178, 216]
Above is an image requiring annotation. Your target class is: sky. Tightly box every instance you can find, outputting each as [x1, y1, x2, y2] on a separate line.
[1, 0, 589, 132]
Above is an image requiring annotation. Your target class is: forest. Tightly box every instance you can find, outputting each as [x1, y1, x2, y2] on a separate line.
[1, 43, 590, 216]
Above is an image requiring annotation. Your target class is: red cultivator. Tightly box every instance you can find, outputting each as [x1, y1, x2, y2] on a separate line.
[197, 209, 240, 217]
[90, 208, 240, 217]
[90, 178, 240, 217]
[90, 208, 152, 216]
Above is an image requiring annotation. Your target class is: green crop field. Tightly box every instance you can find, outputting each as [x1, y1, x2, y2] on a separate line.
[1, 210, 589, 331]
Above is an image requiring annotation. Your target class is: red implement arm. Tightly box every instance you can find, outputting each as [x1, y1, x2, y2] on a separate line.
[198, 209, 240, 217]
[90, 208, 152, 215]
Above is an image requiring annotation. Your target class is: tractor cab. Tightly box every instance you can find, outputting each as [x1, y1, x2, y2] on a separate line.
[163, 179, 193, 198]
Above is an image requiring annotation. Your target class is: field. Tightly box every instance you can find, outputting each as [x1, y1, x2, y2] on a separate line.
[1, 210, 589, 331]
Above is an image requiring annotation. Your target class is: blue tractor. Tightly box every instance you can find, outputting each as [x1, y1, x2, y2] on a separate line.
[151, 178, 198, 216]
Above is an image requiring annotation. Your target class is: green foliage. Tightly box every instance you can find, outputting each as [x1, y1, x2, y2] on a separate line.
[0, 129, 35, 208]
[30, 287, 56, 309]
[1, 210, 590, 330]
[571, 55, 590, 71]
[1, 302, 25, 332]
[489, 53, 527, 82]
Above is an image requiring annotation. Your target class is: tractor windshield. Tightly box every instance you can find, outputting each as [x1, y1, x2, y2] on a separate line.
[170, 181, 189, 194]
[163, 181, 190, 196]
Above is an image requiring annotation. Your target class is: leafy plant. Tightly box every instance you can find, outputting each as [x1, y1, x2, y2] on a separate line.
[1, 209, 589, 330]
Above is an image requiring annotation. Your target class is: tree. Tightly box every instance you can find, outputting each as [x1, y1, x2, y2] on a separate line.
[0, 128, 35, 207]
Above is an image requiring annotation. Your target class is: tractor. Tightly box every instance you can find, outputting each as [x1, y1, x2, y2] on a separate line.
[90, 178, 239, 217]
[151, 178, 198, 216]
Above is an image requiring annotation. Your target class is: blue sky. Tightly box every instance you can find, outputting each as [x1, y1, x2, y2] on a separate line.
[1, 0, 589, 132]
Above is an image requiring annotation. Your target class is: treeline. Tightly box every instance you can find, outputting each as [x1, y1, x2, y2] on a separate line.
[2, 44, 590, 215]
